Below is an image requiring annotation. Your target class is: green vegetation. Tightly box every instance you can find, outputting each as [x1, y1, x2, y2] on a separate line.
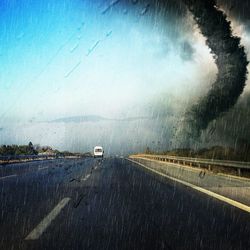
[144, 145, 250, 162]
[0, 142, 38, 156]
[0, 142, 90, 157]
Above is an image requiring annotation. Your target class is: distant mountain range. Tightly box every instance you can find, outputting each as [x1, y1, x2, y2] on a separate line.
[49, 115, 151, 123]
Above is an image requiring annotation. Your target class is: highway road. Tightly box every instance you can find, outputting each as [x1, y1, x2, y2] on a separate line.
[0, 157, 250, 250]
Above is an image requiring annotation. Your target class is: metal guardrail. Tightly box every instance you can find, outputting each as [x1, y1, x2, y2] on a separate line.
[0, 154, 84, 164]
[0, 155, 57, 160]
[133, 154, 250, 176]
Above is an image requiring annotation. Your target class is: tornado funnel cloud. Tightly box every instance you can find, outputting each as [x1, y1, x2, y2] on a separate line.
[183, 0, 248, 136]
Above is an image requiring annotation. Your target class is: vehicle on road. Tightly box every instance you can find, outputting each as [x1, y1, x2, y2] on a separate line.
[93, 146, 104, 158]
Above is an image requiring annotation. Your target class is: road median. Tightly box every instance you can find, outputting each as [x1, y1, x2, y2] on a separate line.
[0, 155, 83, 165]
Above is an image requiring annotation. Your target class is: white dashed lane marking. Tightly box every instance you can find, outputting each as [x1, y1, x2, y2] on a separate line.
[25, 198, 71, 240]
[0, 174, 17, 180]
[81, 174, 91, 181]
[38, 166, 49, 171]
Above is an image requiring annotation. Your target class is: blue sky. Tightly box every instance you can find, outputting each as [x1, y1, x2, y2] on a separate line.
[0, 0, 221, 129]
[1, 0, 250, 152]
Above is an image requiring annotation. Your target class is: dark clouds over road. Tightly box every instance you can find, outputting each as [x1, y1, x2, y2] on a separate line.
[1, 0, 250, 153]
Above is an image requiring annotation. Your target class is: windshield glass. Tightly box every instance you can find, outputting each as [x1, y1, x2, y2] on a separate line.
[0, 1, 250, 249]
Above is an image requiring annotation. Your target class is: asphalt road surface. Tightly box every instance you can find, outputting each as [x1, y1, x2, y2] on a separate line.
[0, 157, 250, 250]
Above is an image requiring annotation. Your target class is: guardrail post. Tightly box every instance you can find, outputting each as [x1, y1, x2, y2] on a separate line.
[237, 168, 241, 177]
[208, 165, 211, 171]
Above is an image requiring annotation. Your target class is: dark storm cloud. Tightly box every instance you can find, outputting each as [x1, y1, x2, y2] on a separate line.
[132, 0, 248, 139]
[217, 0, 250, 29]
[181, 0, 248, 138]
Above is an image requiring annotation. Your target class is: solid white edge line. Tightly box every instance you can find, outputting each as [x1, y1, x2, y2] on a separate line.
[0, 174, 17, 180]
[25, 197, 71, 240]
[127, 158, 250, 214]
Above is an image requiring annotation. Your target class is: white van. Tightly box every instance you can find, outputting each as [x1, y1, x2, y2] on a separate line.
[93, 146, 104, 158]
